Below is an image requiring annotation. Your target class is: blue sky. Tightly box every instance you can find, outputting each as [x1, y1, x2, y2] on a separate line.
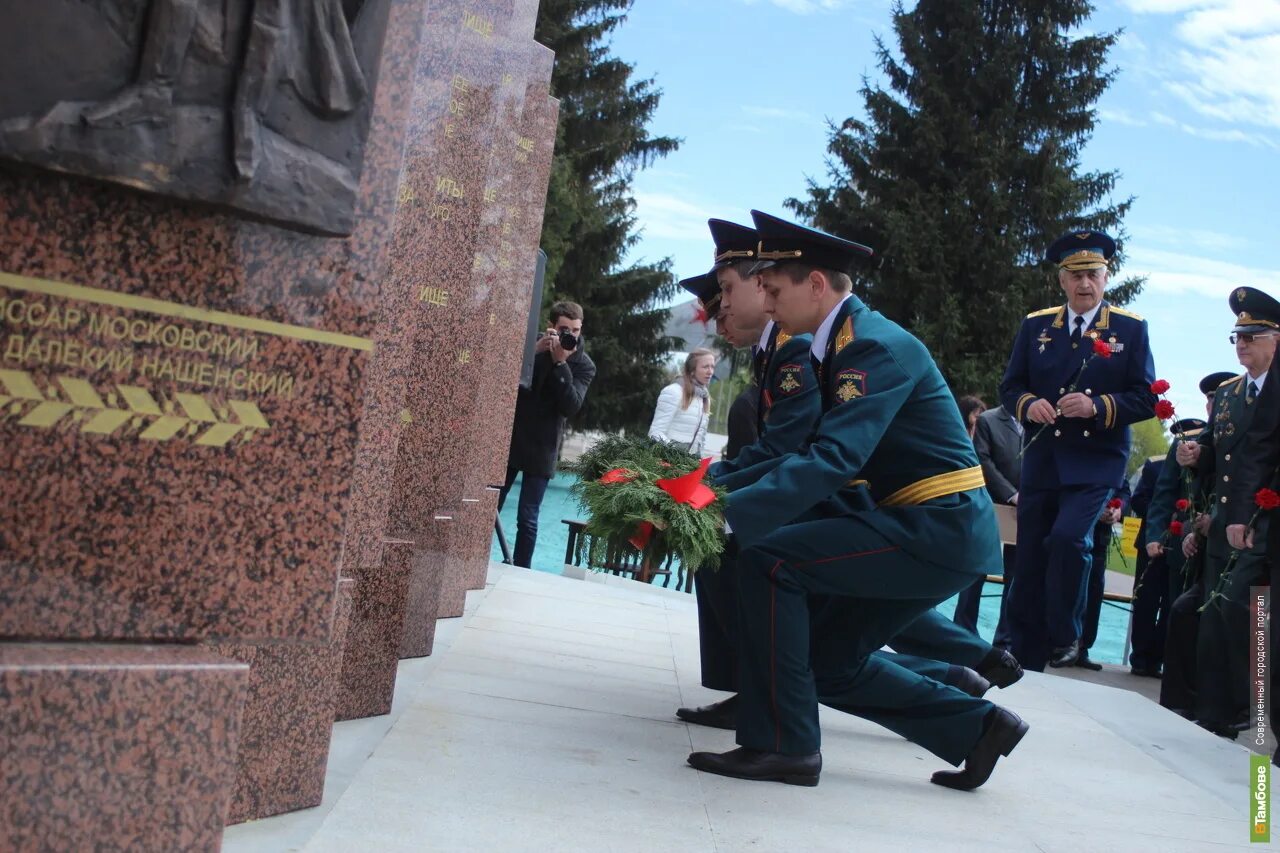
[607, 0, 1280, 417]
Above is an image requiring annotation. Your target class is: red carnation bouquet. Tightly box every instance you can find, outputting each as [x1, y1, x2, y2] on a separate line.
[1151, 378, 1175, 421]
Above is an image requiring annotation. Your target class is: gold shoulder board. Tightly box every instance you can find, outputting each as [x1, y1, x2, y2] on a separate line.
[834, 317, 855, 353]
[1220, 374, 1246, 388]
[1109, 306, 1144, 321]
[1026, 307, 1059, 319]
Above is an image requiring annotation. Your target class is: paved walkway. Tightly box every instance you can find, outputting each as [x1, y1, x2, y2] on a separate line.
[224, 564, 1261, 852]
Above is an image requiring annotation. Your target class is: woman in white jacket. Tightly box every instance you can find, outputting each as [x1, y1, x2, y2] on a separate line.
[648, 348, 716, 455]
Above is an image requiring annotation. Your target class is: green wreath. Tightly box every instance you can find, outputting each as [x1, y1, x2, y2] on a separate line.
[565, 434, 727, 573]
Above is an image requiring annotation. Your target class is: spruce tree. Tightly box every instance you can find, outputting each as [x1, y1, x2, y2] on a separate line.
[535, 0, 680, 431]
[790, 0, 1143, 398]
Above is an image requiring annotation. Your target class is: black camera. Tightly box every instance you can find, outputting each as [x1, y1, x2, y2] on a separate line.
[557, 330, 579, 351]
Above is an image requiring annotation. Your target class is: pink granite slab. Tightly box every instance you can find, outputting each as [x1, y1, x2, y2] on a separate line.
[0, 0, 428, 644]
[335, 544, 412, 720]
[399, 534, 447, 659]
[0, 643, 248, 851]
[217, 576, 354, 824]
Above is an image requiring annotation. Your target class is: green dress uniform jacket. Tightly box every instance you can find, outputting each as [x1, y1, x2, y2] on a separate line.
[1192, 374, 1270, 727]
[723, 295, 1001, 759]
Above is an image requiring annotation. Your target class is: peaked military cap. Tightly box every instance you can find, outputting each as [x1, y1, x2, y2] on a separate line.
[708, 219, 759, 269]
[1200, 371, 1238, 395]
[747, 210, 874, 276]
[1171, 417, 1207, 435]
[1046, 230, 1116, 271]
[679, 269, 721, 315]
[1229, 286, 1280, 334]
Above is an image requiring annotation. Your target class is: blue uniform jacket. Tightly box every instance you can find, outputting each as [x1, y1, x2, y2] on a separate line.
[720, 296, 1000, 575]
[1144, 425, 1204, 562]
[999, 301, 1156, 489]
[1130, 456, 1163, 547]
[709, 325, 818, 482]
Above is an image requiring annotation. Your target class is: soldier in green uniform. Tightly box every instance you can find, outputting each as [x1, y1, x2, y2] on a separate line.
[687, 212, 1027, 789]
[679, 220, 1019, 731]
[1175, 287, 1280, 737]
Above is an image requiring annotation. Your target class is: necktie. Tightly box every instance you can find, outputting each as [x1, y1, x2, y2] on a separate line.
[1249, 381, 1259, 404]
[1071, 315, 1084, 344]
[752, 345, 767, 384]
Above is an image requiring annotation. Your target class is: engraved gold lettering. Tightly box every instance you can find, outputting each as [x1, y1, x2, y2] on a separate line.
[417, 286, 450, 307]
[462, 11, 494, 37]
[435, 176, 464, 199]
[3, 335, 24, 362]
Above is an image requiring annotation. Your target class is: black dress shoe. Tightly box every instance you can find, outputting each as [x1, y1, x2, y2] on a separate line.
[1074, 652, 1103, 672]
[931, 707, 1029, 791]
[977, 648, 1024, 689]
[1129, 664, 1163, 678]
[945, 665, 992, 698]
[1048, 640, 1080, 668]
[687, 746, 821, 787]
[676, 695, 737, 730]
[1197, 720, 1240, 740]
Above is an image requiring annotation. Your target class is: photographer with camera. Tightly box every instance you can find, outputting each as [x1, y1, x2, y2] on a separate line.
[501, 301, 596, 568]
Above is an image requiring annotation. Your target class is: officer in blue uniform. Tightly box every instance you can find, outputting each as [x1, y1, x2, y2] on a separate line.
[998, 231, 1157, 671]
[688, 212, 1027, 790]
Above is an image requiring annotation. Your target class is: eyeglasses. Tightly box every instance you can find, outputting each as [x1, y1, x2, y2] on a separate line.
[1230, 332, 1276, 344]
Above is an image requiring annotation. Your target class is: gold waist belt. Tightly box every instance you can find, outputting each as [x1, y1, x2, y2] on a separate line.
[876, 466, 985, 507]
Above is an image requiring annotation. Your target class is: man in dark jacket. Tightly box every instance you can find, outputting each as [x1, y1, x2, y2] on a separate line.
[501, 301, 596, 568]
[954, 405, 1022, 638]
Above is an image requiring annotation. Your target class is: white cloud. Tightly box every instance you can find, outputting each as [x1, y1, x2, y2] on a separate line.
[1099, 108, 1147, 126]
[1125, 247, 1280, 300]
[1121, 0, 1280, 129]
[1136, 109, 1277, 148]
[742, 105, 818, 123]
[632, 192, 720, 242]
[1133, 224, 1250, 253]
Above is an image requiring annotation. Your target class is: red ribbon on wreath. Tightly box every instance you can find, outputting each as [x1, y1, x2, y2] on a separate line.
[600, 458, 717, 549]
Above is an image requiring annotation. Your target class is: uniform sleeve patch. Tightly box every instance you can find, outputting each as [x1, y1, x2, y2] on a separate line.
[776, 363, 804, 395]
[835, 368, 866, 403]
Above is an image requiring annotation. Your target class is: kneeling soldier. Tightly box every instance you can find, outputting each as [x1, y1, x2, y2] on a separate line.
[687, 212, 1027, 789]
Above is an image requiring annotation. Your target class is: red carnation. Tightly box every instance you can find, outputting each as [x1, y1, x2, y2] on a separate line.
[599, 468, 636, 485]
[1168, 520, 1184, 536]
[1150, 379, 1170, 394]
[1154, 400, 1176, 420]
[1175, 498, 1190, 512]
[1256, 488, 1280, 511]
[693, 306, 709, 325]
[1092, 338, 1113, 358]
[1107, 498, 1123, 510]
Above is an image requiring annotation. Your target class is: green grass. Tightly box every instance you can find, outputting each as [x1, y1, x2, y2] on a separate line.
[1107, 544, 1136, 577]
